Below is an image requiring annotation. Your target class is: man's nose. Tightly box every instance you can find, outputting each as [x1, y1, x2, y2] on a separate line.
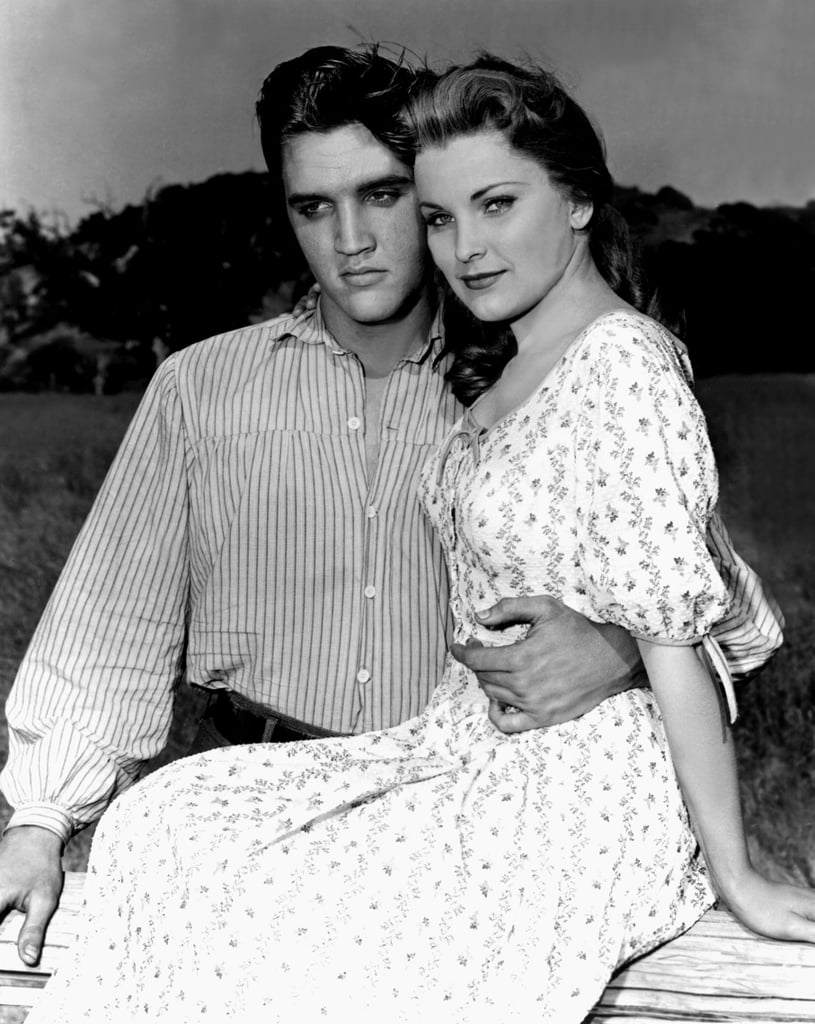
[335, 207, 375, 256]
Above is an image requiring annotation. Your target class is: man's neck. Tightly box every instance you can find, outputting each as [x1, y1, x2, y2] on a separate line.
[321, 292, 437, 377]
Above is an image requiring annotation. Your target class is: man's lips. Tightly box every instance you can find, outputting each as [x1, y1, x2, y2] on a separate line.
[459, 270, 506, 291]
[341, 267, 388, 287]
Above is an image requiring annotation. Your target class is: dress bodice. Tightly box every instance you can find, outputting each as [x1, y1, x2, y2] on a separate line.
[419, 311, 731, 651]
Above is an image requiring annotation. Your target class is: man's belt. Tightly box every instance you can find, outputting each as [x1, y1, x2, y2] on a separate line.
[209, 691, 345, 744]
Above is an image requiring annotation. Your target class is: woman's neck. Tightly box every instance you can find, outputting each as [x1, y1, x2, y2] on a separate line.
[510, 254, 625, 358]
[473, 261, 632, 431]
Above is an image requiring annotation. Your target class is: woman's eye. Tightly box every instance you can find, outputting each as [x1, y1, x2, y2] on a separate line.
[484, 196, 515, 214]
[424, 212, 452, 228]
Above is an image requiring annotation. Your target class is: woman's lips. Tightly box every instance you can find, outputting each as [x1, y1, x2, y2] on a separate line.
[459, 271, 505, 291]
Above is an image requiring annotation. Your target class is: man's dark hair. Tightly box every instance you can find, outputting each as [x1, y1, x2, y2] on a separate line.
[256, 45, 418, 191]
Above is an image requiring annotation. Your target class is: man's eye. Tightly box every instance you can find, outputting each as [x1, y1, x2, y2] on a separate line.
[297, 202, 330, 219]
[367, 190, 400, 206]
[484, 196, 515, 214]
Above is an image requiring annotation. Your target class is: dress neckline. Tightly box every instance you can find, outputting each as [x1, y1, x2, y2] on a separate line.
[466, 308, 639, 440]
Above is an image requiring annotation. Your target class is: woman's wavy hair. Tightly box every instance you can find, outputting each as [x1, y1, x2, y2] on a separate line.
[407, 55, 670, 405]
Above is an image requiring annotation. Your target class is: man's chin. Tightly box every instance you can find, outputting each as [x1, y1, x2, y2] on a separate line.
[324, 288, 411, 328]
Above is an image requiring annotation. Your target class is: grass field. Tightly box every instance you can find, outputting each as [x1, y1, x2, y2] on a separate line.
[696, 375, 815, 885]
[0, 378, 813, 881]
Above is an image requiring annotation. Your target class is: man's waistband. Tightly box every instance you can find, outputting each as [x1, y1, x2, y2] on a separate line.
[208, 691, 346, 744]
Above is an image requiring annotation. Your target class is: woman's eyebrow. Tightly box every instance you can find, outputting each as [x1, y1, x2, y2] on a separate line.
[419, 180, 528, 210]
[470, 180, 526, 201]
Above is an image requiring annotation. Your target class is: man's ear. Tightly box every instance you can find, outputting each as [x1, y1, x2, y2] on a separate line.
[569, 200, 593, 231]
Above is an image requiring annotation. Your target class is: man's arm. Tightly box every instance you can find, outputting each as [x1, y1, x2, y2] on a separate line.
[0, 356, 192, 961]
[451, 595, 643, 731]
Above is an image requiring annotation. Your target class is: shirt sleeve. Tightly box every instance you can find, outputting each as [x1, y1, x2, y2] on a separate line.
[573, 317, 732, 643]
[1, 356, 191, 841]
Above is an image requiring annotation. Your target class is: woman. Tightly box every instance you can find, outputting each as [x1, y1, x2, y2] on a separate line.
[29, 57, 815, 1024]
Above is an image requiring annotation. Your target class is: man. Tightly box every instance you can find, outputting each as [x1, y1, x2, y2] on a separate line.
[0, 45, 640, 966]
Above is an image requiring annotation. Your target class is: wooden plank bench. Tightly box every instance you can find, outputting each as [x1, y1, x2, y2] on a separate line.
[1, 872, 814, 1021]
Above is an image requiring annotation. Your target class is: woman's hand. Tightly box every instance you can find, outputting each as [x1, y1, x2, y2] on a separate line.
[292, 282, 321, 317]
[721, 869, 815, 943]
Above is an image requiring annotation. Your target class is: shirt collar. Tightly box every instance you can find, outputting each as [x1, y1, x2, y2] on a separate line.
[281, 299, 445, 366]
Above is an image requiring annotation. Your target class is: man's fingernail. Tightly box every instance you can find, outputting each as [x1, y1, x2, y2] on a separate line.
[475, 609, 490, 620]
[23, 945, 38, 960]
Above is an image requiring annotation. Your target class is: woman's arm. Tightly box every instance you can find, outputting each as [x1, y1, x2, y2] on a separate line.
[638, 639, 815, 943]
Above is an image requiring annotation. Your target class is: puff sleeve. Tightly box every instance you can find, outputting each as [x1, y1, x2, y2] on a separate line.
[573, 317, 732, 644]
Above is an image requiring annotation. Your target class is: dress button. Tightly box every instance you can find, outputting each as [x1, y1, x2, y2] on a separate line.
[364, 585, 376, 599]
[348, 416, 361, 430]
[356, 668, 371, 684]
[366, 505, 378, 519]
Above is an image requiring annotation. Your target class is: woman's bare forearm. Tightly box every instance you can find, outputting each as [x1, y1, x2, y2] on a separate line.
[637, 640, 815, 941]
[636, 641, 750, 895]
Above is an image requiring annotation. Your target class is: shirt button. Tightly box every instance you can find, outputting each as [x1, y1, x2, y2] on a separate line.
[356, 668, 371, 684]
[366, 505, 378, 519]
[348, 416, 361, 430]
[364, 585, 376, 599]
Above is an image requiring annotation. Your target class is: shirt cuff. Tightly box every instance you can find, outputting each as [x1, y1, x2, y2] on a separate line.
[3, 804, 74, 845]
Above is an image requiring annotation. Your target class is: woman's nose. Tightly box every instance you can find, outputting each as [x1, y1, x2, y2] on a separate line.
[454, 223, 486, 264]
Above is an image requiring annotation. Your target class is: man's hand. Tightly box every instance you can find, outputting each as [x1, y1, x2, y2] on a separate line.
[0, 825, 64, 965]
[450, 595, 645, 733]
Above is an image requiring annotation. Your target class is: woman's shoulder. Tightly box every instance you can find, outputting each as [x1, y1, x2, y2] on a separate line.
[573, 308, 694, 389]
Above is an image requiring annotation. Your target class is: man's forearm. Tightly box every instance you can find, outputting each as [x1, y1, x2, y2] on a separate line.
[1, 716, 142, 838]
[457, 595, 644, 730]
[3, 805, 74, 846]
[2, 357, 190, 832]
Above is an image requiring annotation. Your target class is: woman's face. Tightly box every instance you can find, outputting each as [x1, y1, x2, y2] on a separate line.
[414, 129, 591, 325]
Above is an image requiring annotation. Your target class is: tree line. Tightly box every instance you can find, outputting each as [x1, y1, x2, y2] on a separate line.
[1, 173, 813, 391]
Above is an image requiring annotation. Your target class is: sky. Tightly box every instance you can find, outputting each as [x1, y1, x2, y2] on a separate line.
[2, 0, 814, 224]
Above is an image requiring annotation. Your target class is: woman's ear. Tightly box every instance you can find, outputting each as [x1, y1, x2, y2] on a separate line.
[569, 200, 593, 231]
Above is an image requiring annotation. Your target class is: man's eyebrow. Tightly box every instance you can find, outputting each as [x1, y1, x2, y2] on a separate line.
[286, 191, 327, 208]
[287, 174, 414, 209]
[355, 173, 414, 195]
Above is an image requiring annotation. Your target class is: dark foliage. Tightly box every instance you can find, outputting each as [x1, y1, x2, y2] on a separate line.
[1, 176, 813, 391]
[615, 189, 815, 378]
[0, 175, 309, 391]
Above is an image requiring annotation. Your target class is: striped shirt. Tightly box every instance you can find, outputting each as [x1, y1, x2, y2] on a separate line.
[2, 306, 462, 842]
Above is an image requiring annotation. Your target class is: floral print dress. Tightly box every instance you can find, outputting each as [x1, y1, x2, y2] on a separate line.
[29, 311, 731, 1024]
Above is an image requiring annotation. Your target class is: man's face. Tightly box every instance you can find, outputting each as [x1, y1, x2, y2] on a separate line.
[282, 124, 431, 330]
